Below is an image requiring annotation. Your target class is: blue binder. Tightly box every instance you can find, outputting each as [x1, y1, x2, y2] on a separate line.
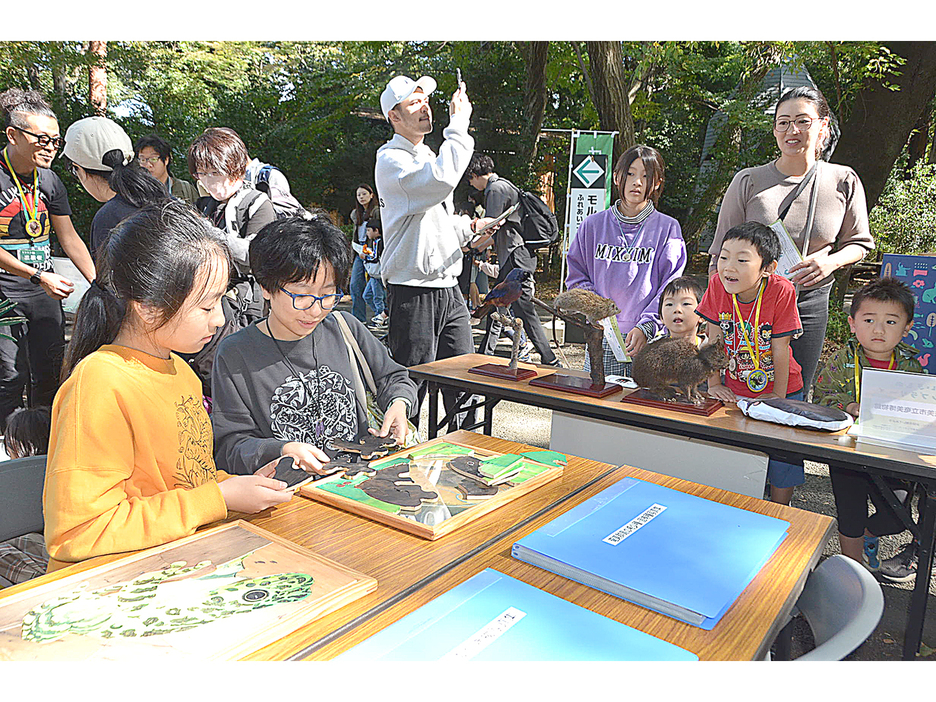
[512, 477, 790, 630]
[339, 569, 698, 661]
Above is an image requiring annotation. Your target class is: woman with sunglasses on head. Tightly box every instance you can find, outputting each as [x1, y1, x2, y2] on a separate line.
[62, 116, 169, 262]
[0, 89, 95, 432]
[708, 86, 874, 394]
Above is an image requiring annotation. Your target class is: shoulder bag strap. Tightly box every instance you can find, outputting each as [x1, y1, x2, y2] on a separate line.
[777, 161, 818, 222]
[333, 312, 377, 399]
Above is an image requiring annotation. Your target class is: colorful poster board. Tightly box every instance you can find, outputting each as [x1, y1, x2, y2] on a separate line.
[880, 253, 936, 373]
[300, 438, 565, 540]
[0, 521, 376, 661]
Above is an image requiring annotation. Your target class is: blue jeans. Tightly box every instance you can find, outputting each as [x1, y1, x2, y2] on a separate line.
[766, 389, 806, 489]
[350, 256, 367, 322]
[364, 276, 386, 316]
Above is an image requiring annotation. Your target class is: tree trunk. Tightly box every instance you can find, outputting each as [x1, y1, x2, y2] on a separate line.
[833, 41, 936, 210]
[27, 64, 41, 91]
[906, 101, 932, 174]
[584, 41, 636, 163]
[518, 41, 549, 172]
[88, 40, 107, 115]
[679, 44, 782, 255]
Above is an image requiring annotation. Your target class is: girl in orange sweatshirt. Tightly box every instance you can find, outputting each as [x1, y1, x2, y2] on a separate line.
[43, 200, 291, 571]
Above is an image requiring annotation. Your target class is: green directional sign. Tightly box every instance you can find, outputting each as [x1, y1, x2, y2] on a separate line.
[571, 154, 607, 189]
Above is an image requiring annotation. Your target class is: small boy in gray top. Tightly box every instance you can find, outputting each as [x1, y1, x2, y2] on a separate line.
[210, 214, 417, 476]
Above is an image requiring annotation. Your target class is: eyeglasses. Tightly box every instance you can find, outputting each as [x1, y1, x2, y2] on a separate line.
[138, 156, 164, 166]
[13, 126, 65, 150]
[279, 287, 344, 311]
[773, 117, 817, 133]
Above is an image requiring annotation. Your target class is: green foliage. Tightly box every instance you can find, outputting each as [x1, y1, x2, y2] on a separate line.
[826, 302, 852, 345]
[867, 160, 936, 262]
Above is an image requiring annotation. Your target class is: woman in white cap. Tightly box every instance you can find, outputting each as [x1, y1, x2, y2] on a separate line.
[0, 88, 95, 433]
[62, 116, 168, 262]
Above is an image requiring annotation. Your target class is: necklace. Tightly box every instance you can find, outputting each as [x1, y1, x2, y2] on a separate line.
[2, 148, 42, 239]
[265, 318, 325, 441]
[731, 279, 768, 393]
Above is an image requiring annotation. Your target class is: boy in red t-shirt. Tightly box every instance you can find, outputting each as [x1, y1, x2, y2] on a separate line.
[696, 221, 803, 504]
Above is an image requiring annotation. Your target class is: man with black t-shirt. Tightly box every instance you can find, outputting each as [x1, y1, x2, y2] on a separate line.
[0, 89, 95, 430]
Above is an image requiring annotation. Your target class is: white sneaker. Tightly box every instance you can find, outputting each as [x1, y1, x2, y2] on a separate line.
[371, 312, 388, 326]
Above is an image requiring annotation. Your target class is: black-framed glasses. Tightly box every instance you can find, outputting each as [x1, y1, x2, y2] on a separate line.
[279, 287, 344, 311]
[773, 117, 816, 133]
[13, 126, 65, 150]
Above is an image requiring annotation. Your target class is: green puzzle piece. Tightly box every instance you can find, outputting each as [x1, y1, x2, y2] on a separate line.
[520, 450, 568, 467]
[479, 453, 524, 480]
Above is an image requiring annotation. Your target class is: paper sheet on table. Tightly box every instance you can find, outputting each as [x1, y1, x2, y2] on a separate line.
[599, 316, 630, 362]
[768, 219, 805, 279]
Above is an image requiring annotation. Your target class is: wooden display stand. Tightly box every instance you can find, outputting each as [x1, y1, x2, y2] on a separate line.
[469, 363, 537, 382]
[622, 388, 723, 417]
[529, 372, 621, 399]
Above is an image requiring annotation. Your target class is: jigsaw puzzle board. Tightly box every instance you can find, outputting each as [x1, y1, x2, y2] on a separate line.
[299, 437, 565, 540]
[0, 521, 376, 661]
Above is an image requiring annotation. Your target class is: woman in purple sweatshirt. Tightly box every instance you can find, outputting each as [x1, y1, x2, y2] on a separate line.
[566, 144, 687, 375]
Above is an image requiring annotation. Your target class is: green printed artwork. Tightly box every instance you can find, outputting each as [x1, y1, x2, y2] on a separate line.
[21, 551, 314, 643]
[302, 440, 567, 539]
[0, 521, 378, 661]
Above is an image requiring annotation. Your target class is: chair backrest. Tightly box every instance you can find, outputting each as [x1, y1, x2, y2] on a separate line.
[794, 554, 884, 661]
[0, 455, 46, 542]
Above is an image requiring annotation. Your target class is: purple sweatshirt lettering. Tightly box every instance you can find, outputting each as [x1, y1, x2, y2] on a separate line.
[565, 207, 687, 338]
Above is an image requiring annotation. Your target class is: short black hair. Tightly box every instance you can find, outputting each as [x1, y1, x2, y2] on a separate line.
[850, 277, 916, 322]
[134, 134, 172, 164]
[365, 218, 382, 234]
[465, 153, 494, 179]
[658, 275, 705, 317]
[249, 214, 353, 294]
[3, 406, 51, 458]
[721, 221, 781, 269]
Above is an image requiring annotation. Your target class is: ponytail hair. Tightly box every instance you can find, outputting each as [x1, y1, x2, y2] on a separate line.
[62, 200, 232, 380]
[0, 88, 56, 130]
[78, 151, 169, 209]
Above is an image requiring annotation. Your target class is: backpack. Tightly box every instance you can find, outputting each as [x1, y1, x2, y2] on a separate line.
[244, 161, 306, 218]
[502, 179, 560, 251]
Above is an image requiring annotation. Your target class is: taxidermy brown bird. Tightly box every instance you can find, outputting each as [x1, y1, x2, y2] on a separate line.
[631, 337, 728, 405]
[552, 288, 620, 323]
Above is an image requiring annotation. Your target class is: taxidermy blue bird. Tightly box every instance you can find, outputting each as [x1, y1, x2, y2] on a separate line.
[472, 268, 532, 319]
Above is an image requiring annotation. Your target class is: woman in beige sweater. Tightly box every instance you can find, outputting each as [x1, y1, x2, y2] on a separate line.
[708, 86, 874, 393]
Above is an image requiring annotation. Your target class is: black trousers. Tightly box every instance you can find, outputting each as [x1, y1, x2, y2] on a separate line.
[829, 465, 912, 539]
[0, 289, 65, 431]
[386, 283, 476, 429]
[478, 252, 556, 364]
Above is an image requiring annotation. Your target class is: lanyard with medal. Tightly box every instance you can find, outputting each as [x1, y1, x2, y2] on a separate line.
[732, 278, 768, 393]
[2, 149, 43, 240]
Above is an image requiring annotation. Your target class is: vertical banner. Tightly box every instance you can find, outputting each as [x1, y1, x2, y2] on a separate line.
[880, 253, 936, 374]
[561, 131, 615, 290]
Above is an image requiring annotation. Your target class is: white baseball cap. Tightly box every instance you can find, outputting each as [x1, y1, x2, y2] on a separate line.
[62, 116, 133, 172]
[380, 75, 437, 120]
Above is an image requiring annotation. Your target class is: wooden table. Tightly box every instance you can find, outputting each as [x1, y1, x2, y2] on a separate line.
[409, 353, 936, 659]
[0, 432, 833, 661]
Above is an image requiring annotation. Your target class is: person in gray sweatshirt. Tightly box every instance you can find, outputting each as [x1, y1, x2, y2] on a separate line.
[375, 74, 496, 427]
[210, 214, 417, 476]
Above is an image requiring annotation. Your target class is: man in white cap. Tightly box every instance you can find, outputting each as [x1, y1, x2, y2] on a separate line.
[375, 74, 484, 427]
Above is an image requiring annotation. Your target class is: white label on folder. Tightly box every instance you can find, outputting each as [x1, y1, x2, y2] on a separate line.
[440, 607, 526, 660]
[603, 504, 667, 545]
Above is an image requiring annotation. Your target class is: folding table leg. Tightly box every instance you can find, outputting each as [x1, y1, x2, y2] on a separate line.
[902, 483, 936, 659]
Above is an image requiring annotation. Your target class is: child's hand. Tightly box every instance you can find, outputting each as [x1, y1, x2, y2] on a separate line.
[369, 398, 410, 444]
[281, 441, 331, 475]
[625, 327, 648, 356]
[707, 383, 738, 404]
[218, 474, 292, 513]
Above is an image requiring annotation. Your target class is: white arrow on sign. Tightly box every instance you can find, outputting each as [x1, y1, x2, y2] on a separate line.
[573, 155, 604, 188]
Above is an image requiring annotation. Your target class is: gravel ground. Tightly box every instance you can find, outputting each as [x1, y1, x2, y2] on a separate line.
[404, 308, 936, 661]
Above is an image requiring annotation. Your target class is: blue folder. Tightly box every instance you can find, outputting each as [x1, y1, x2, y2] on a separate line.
[339, 569, 697, 661]
[512, 477, 790, 630]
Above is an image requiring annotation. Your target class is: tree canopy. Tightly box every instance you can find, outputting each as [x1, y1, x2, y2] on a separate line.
[3, 40, 934, 266]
